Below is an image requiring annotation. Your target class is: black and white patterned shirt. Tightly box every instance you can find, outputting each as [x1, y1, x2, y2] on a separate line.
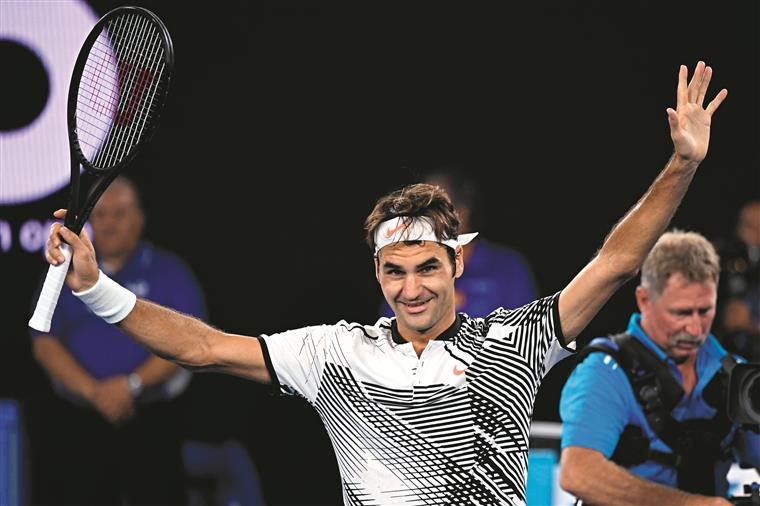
[260, 293, 569, 505]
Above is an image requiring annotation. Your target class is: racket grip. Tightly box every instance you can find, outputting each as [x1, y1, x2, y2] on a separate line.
[29, 244, 72, 332]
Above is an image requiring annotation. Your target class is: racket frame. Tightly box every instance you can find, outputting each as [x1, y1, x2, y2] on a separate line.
[64, 6, 174, 233]
[29, 6, 174, 333]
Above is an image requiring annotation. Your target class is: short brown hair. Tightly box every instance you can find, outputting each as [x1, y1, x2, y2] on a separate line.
[641, 230, 721, 297]
[364, 183, 461, 253]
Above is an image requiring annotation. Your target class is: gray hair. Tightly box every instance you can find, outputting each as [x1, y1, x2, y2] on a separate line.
[640, 230, 720, 297]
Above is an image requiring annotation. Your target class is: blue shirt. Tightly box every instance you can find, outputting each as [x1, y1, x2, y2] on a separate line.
[32, 241, 206, 381]
[382, 239, 538, 318]
[560, 313, 760, 496]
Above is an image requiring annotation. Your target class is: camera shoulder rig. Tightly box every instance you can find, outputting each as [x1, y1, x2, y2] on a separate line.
[576, 333, 735, 495]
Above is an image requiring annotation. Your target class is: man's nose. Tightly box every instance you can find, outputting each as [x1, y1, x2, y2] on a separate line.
[401, 274, 423, 299]
[684, 311, 703, 336]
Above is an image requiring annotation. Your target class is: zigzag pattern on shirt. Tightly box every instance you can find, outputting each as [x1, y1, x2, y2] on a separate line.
[315, 363, 491, 505]
[275, 293, 560, 505]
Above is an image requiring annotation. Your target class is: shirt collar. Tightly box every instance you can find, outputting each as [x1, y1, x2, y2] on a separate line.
[391, 314, 461, 345]
[99, 240, 149, 276]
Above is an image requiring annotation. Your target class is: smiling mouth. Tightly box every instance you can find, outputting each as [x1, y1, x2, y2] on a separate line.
[399, 299, 432, 314]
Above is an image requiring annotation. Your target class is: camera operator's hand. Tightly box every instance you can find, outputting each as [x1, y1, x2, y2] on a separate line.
[691, 496, 731, 506]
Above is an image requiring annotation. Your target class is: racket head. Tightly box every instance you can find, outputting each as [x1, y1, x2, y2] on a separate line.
[67, 6, 174, 176]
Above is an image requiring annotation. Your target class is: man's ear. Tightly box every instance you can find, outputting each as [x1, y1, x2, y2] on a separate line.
[374, 256, 380, 281]
[454, 246, 464, 279]
[635, 285, 650, 313]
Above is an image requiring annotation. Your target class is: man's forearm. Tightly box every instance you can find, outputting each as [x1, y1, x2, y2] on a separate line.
[117, 299, 220, 370]
[557, 155, 701, 341]
[597, 154, 698, 276]
[561, 447, 729, 506]
[33, 336, 97, 401]
[598, 60, 725, 275]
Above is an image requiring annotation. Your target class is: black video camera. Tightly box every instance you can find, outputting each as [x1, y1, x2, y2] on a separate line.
[724, 358, 760, 425]
[730, 482, 760, 506]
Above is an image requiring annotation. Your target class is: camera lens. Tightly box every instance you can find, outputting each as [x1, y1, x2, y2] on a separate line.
[750, 375, 760, 412]
[742, 370, 760, 422]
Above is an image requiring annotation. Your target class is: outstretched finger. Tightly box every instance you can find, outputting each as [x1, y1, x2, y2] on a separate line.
[676, 65, 688, 109]
[706, 88, 728, 116]
[696, 66, 712, 106]
[666, 107, 680, 134]
[53, 209, 68, 219]
[687, 61, 705, 103]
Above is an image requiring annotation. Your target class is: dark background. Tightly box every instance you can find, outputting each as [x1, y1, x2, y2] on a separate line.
[2, 1, 758, 503]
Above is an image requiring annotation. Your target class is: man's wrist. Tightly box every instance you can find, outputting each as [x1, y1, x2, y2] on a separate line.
[670, 153, 701, 173]
[73, 270, 136, 324]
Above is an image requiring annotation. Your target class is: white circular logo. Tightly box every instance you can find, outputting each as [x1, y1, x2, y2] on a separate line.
[0, 1, 99, 204]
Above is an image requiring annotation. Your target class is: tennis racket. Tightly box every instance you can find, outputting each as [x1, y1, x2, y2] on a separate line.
[29, 6, 174, 332]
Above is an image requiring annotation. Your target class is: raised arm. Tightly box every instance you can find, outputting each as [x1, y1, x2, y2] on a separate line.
[558, 61, 727, 342]
[46, 215, 272, 384]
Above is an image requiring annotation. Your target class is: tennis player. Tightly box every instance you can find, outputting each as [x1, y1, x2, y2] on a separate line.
[44, 61, 726, 505]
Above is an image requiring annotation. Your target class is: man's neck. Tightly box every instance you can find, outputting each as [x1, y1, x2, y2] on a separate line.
[677, 358, 698, 396]
[396, 312, 457, 357]
[100, 252, 130, 274]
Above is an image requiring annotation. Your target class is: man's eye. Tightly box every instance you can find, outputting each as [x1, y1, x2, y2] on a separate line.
[420, 266, 437, 273]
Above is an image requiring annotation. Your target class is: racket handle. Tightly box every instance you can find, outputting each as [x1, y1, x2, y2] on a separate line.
[29, 244, 72, 332]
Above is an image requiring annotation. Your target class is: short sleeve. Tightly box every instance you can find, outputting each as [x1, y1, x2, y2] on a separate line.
[484, 292, 568, 377]
[543, 338, 576, 376]
[259, 324, 340, 402]
[560, 352, 633, 457]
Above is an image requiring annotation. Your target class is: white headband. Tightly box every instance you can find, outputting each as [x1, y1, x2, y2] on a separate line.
[373, 216, 478, 256]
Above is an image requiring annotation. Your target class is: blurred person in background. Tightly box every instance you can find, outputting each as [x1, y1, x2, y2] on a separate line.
[715, 200, 760, 361]
[559, 231, 760, 506]
[30, 176, 206, 505]
[380, 166, 538, 318]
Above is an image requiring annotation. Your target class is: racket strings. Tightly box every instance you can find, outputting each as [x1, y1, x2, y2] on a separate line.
[93, 15, 162, 167]
[76, 12, 168, 169]
[94, 14, 165, 167]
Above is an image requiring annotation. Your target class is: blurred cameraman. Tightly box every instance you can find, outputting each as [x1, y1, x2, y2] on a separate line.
[716, 200, 760, 362]
[559, 231, 760, 506]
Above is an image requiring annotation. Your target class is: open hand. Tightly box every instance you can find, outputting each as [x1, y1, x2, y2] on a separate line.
[667, 61, 728, 164]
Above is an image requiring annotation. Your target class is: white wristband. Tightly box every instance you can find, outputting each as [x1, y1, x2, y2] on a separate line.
[73, 270, 137, 324]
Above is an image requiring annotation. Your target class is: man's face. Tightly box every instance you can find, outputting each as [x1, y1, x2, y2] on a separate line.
[636, 272, 717, 364]
[738, 202, 760, 247]
[89, 183, 144, 258]
[375, 241, 463, 338]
